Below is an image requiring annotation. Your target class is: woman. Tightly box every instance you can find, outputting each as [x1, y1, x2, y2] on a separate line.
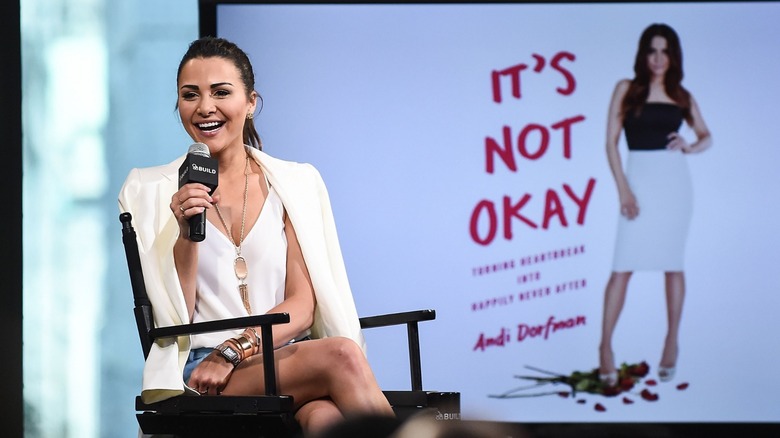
[598, 24, 712, 385]
[119, 36, 393, 435]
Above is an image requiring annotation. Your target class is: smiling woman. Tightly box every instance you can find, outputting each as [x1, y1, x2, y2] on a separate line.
[176, 38, 262, 152]
[118, 36, 395, 437]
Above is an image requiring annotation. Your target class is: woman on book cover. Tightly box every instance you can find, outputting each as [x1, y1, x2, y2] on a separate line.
[598, 23, 712, 386]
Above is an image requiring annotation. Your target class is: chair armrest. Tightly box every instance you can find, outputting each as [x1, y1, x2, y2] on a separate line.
[149, 313, 290, 339]
[149, 313, 290, 396]
[359, 309, 435, 329]
[359, 309, 436, 391]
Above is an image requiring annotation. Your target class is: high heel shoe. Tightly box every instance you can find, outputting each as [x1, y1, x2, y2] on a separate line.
[598, 345, 618, 386]
[658, 365, 676, 382]
[599, 370, 618, 386]
[659, 343, 679, 382]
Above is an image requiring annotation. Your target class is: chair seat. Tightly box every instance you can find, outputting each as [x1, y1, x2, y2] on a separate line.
[384, 390, 461, 421]
[136, 411, 297, 437]
[136, 395, 297, 437]
[136, 394, 295, 414]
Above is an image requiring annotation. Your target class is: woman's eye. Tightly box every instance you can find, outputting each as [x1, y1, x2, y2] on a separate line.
[181, 92, 198, 100]
[213, 89, 230, 98]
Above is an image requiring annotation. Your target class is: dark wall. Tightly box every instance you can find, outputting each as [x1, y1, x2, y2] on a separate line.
[1, 1, 23, 436]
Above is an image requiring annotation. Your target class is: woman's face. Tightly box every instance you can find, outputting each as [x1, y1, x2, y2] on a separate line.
[177, 56, 256, 155]
[646, 35, 669, 79]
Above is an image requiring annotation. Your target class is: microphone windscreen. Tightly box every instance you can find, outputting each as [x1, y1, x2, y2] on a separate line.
[188, 142, 210, 158]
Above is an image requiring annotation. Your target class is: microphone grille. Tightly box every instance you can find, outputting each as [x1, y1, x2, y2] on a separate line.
[188, 142, 211, 158]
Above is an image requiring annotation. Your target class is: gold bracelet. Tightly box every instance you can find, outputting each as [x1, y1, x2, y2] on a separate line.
[242, 328, 257, 346]
[244, 327, 261, 354]
[233, 335, 254, 357]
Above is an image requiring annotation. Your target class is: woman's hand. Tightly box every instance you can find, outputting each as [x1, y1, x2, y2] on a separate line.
[170, 183, 216, 237]
[186, 350, 235, 395]
[666, 132, 691, 153]
[619, 189, 639, 220]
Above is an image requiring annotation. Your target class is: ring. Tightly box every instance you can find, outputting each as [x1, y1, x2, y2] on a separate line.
[180, 206, 185, 212]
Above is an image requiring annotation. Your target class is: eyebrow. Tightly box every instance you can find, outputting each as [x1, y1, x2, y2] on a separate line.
[179, 82, 235, 91]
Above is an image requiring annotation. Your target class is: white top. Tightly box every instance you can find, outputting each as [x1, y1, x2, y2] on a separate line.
[191, 178, 288, 349]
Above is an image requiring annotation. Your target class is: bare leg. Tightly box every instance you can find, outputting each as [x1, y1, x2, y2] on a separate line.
[660, 271, 685, 379]
[295, 398, 343, 437]
[222, 337, 394, 417]
[599, 271, 632, 381]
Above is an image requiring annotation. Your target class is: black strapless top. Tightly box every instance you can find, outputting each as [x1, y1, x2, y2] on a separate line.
[623, 103, 683, 151]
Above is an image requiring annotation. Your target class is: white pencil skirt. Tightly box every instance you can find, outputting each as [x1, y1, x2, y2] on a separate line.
[612, 150, 693, 272]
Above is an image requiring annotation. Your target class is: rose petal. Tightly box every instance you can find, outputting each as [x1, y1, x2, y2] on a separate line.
[640, 388, 659, 401]
[595, 403, 606, 412]
[558, 391, 570, 398]
[577, 399, 586, 404]
[676, 382, 689, 390]
[645, 379, 657, 386]
[622, 397, 634, 404]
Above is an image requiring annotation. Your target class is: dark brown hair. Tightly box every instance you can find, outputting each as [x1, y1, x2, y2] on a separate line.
[622, 24, 692, 124]
[177, 36, 263, 149]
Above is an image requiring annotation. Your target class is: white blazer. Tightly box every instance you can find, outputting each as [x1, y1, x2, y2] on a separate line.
[119, 147, 365, 404]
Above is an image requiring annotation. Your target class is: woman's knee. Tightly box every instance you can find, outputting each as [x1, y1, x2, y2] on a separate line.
[612, 271, 633, 281]
[325, 336, 365, 358]
[320, 337, 368, 373]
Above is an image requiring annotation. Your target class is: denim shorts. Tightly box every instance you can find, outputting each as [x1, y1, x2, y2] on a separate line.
[182, 336, 311, 384]
[183, 347, 214, 384]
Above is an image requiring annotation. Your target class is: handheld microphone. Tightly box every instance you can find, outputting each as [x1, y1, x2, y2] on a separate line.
[178, 143, 218, 242]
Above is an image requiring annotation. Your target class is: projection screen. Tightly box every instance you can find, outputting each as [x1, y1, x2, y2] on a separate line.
[203, 0, 780, 422]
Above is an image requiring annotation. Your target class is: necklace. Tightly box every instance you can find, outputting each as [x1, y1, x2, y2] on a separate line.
[213, 156, 252, 314]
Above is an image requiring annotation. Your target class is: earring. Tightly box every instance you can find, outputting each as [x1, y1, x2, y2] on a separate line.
[246, 113, 254, 120]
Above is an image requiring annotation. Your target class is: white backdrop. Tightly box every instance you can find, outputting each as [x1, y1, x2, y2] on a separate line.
[216, 1, 780, 422]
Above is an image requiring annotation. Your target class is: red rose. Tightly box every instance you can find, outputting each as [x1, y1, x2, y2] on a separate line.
[619, 378, 635, 391]
[602, 386, 621, 397]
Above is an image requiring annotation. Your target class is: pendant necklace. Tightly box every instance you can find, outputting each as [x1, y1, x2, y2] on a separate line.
[214, 156, 252, 314]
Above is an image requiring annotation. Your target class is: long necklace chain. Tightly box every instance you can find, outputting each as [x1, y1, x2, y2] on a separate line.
[213, 156, 252, 313]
